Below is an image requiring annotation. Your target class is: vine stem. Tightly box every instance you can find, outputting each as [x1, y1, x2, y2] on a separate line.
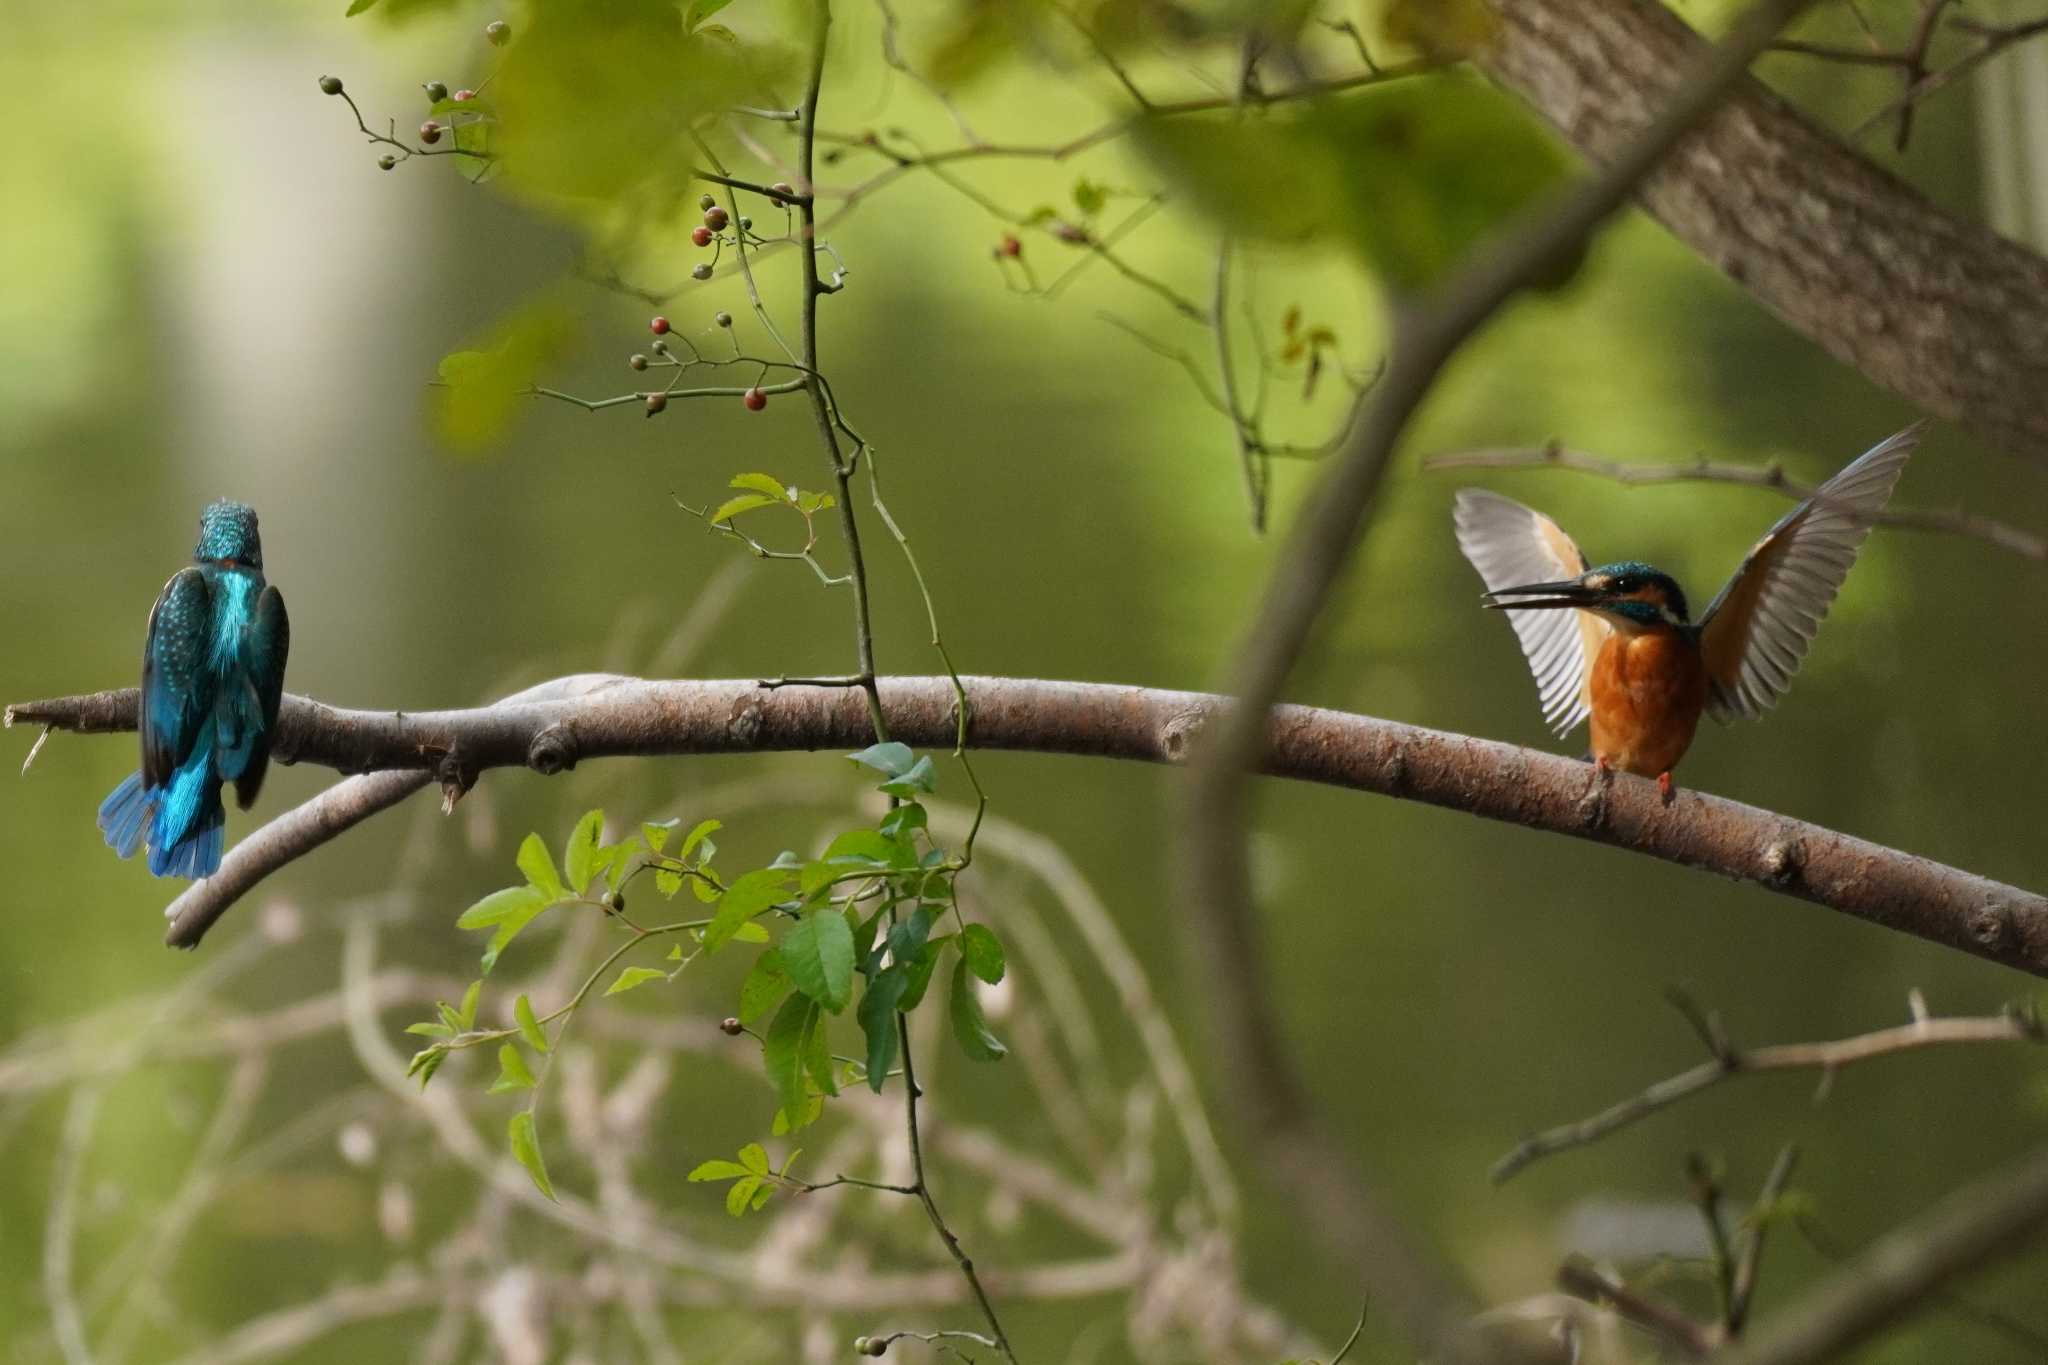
[789, 4, 1015, 1357]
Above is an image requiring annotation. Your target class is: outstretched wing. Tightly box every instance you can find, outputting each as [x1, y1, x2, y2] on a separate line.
[1453, 489, 1611, 737]
[232, 585, 290, 810]
[141, 568, 214, 789]
[1699, 423, 1924, 721]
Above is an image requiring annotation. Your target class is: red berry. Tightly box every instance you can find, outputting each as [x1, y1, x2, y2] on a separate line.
[691, 225, 712, 248]
[419, 120, 442, 144]
[645, 392, 667, 416]
[703, 206, 729, 231]
[452, 89, 476, 102]
[650, 316, 670, 335]
[999, 233, 1022, 257]
[743, 387, 767, 411]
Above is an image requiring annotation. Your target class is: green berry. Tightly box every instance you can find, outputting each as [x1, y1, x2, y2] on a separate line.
[691, 263, 713, 281]
[424, 80, 449, 102]
[714, 311, 733, 329]
[485, 19, 511, 45]
[378, 154, 398, 170]
[319, 75, 344, 96]
[699, 192, 716, 212]
[629, 354, 648, 371]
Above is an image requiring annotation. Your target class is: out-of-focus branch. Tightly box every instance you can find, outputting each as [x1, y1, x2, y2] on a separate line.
[1711, 1144, 2048, 1365]
[1423, 442, 2048, 560]
[1176, 2, 1822, 1358]
[1494, 992, 2044, 1181]
[14, 675, 2048, 970]
[1558, 1257, 1716, 1357]
[1478, 0, 2048, 464]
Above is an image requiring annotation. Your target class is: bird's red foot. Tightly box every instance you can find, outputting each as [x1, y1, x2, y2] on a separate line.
[1657, 771, 1676, 803]
[1594, 754, 1614, 779]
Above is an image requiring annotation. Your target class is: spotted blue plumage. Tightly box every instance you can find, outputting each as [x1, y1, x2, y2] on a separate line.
[97, 501, 290, 879]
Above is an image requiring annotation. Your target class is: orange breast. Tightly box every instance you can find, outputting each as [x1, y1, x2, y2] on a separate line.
[1588, 630, 1710, 777]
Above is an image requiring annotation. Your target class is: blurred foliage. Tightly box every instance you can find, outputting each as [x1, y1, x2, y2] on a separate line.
[1134, 77, 1573, 290]
[433, 292, 577, 450]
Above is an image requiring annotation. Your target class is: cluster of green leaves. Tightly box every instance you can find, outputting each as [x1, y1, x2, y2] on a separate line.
[404, 744, 1006, 1207]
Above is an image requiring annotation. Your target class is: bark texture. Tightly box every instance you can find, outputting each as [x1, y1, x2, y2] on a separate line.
[1480, 0, 2048, 463]
[12, 675, 2047, 971]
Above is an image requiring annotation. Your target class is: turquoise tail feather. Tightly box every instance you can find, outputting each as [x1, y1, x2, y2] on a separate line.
[97, 771, 154, 858]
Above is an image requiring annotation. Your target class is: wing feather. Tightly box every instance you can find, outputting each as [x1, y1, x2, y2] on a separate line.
[233, 585, 290, 810]
[141, 568, 213, 790]
[1453, 489, 1610, 737]
[1699, 423, 1923, 720]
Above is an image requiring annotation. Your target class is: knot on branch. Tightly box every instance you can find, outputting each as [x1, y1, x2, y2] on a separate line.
[1763, 837, 1806, 886]
[1970, 902, 2011, 951]
[526, 722, 578, 775]
[1160, 707, 1209, 763]
[726, 695, 765, 747]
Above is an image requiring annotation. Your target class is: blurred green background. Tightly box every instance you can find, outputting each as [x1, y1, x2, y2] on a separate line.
[4, 1, 2047, 1361]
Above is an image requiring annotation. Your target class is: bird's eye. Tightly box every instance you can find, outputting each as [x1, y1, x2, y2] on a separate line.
[1612, 576, 1636, 593]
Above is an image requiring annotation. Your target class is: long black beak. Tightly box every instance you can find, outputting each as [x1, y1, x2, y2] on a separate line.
[1481, 579, 1602, 612]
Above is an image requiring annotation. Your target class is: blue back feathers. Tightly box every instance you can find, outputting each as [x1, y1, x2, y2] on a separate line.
[99, 500, 289, 881]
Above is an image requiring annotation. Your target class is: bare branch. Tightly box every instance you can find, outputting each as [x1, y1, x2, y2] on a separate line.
[1494, 997, 2042, 1181]
[1423, 443, 2048, 560]
[1558, 1257, 1716, 1357]
[14, 675, 2048, 971]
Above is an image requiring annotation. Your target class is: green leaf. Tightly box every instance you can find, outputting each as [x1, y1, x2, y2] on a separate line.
[704, 868, 792, 952]
[948, 958, 1007, 1061]
[878, 756, 937, 798]
[762, 994, 815, 1125]
[642, 818, 679, 853]
[770, 1092, 823, 1135]
[728, 921, 770, 944]
[405, 1021, 453, 1038]
[517, 832, 566, 902]
[710, 493, 777, 524]
[655, 867, 685, 898]
[824, 828, 908, 867]
[725, 1174, 761, 1216]
[1132, 77, 1573, 291]
[408, 1046, 448, 1089]
[737, 1142, 770, 1175]
[802, 1000, 838, 1098]
[457, 884, 545, 930]
[457, 979, 482, 1028]
[857, 966, 908, 1092]
[740, 949, 791, 1025]
[515, 994, 549, 1053]
[960, 924, 1006, 984]
[481, 893, 554, 975]
[564, 809, 604, 894]
[847, 741, 915, 777]
[489, 1043, 539, 1093]
[432, 299, 577, 454]
[345, 0, 378, 14]
[679, 818, 721, 860]
[782, 908, 855, 1012]
[684, 0, 735, 31]
[508, 1111, 557, 1202]
[899, 938, 948, 1011]
[729, 471, 790, 500]
[886, 904, 938, 966]
[880, 802, 927, 839]
[605, 966, 667, 997]
[688, 1158, 750, 1181]
[1073, 176, 1107, 216]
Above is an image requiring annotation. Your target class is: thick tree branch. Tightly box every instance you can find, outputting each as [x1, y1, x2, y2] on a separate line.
[15, 674, 2042, 965]
[1478, 0, 2048, 465]
[1710, 1144, 2048, 1365]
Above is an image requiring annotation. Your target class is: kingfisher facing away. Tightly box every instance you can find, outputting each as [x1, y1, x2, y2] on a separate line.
[1454, 424, 1923, 798]
[97, 501, 290, 879]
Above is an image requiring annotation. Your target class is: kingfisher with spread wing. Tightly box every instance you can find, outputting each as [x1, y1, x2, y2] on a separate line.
[1454, 424, 1923, 797]
[97, 500, 290, 878]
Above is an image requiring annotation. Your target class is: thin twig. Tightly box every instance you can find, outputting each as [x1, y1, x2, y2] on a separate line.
[1423, 442, 2047, 560]
[1493, 996, 2042, 1182]
[1728, 1145, 1801, 1335]
[1557, 1257, 1715, 1358]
